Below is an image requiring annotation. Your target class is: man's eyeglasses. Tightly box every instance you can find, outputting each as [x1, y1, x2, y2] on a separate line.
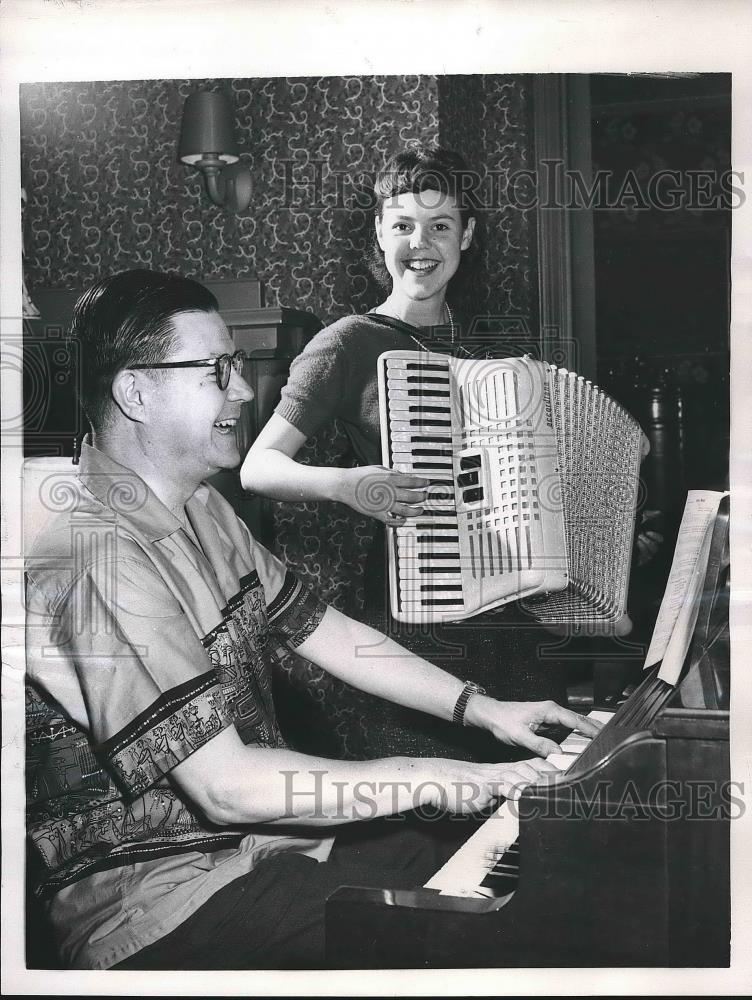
[130, 350, 247, 391]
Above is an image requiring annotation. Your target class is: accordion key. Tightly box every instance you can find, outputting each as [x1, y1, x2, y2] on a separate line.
[377, 350, 644, 625]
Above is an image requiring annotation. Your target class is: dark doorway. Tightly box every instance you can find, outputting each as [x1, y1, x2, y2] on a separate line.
[590, 73, 731, 526]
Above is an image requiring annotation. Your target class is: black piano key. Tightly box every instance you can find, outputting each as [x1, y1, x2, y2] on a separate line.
[479, 840, 520, 895]
[416, 553, 460, 561]
[406, 389, 450, 398]
[402, 363, 450, 373]
[415, 534, 460, 543]
[420, 584, 464, 592]
[534, 723, 575, 744]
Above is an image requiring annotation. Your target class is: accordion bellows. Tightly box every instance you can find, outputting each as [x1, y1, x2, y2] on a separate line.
[378, 351, 644, 625]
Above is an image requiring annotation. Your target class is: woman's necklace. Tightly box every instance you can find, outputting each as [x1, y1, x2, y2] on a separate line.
[405, 302, 455, 351]
[446, 303, 455, 344]
[409, 304, 474, 358]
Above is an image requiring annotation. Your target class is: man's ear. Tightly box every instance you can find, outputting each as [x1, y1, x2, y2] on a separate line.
[111, 369, 147, 423]
[460, 216, 476, 251]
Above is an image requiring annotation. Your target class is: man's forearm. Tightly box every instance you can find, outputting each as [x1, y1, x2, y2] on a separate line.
[171, 732, 440, 827]
[295, 606, 466, 722]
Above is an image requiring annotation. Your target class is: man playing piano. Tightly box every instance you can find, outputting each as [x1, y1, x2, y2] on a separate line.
[25, 269, 600, 970]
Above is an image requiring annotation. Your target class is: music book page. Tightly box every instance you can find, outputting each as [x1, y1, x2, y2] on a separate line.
[644, 490, 729, 684]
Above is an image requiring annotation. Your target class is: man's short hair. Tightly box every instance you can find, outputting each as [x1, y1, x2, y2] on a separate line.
[71, 269, 219, 431]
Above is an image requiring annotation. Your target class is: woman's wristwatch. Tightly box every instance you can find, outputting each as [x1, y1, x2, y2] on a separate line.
[452, 680, 487, 726]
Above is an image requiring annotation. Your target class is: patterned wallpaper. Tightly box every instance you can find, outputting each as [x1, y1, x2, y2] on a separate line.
[439, 74, 538, 329]
[20, 75, 536, 328]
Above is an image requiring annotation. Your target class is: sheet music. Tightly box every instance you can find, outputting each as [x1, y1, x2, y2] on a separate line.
[644, 489, 728, 684]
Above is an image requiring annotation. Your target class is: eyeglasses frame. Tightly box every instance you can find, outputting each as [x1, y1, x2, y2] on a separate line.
[129, 350, 248, 390]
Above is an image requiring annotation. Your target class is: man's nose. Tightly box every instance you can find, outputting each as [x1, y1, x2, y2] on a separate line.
[228, 368, 254, 403]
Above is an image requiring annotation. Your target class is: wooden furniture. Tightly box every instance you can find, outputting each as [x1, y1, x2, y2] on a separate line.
[326, 499, 730, 968]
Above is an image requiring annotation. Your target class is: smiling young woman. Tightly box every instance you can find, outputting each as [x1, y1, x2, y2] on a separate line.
[240, 144, 568, 759]
[241, 146, 477, 530]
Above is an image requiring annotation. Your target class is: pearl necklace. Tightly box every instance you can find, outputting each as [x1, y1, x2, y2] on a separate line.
[446, 303, 456, 344]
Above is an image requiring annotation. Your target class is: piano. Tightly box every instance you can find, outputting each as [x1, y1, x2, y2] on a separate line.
[326, 498, 730, 968]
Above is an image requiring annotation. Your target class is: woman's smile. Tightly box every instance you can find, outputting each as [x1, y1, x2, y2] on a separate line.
[375, 190, 475, 323]
[402, 258, 441, 274]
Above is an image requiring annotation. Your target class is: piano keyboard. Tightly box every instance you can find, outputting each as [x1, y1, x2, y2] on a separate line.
[424, 710, 615, 898]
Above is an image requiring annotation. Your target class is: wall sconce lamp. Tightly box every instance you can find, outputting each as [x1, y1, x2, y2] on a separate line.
[178, 90, 252, 213]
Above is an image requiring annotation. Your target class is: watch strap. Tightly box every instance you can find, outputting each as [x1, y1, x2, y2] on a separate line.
[452, 681, 487, 726]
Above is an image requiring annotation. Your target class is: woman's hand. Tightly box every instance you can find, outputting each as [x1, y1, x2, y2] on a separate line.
[464, 697, 603, 757]
[635, 509, 664, 567]
[340, 466, 431, 524]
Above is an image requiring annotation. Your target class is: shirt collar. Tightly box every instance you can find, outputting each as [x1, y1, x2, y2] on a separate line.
[77, 438, 191, 542]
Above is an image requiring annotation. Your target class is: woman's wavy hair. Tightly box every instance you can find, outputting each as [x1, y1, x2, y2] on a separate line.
[366, 145, 480, 301]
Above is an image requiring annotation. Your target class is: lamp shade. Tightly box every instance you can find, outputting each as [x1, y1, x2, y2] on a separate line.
[178, 91, 239, 165]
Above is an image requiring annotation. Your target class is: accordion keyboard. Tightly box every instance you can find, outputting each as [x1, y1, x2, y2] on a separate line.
[384, 356, 466, 616]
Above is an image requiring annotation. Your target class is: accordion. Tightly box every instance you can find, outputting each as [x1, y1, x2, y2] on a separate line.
[377, 350, 644, 625]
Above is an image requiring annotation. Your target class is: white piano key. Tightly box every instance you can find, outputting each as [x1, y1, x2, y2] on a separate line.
[387, 387, 451, 401]
[400, 589, 464, 602]
[388, 397, 451, 412]
[546, 753, 576, 771]
[400, 598, 466, 610]
[397, 571, 463, 583]
[589, 710, 616, 724]
[388, 421, 452, 434]
[389, 432, 453, 443]
[391, 440, 454, 452]
[424, 709, 615, 897]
